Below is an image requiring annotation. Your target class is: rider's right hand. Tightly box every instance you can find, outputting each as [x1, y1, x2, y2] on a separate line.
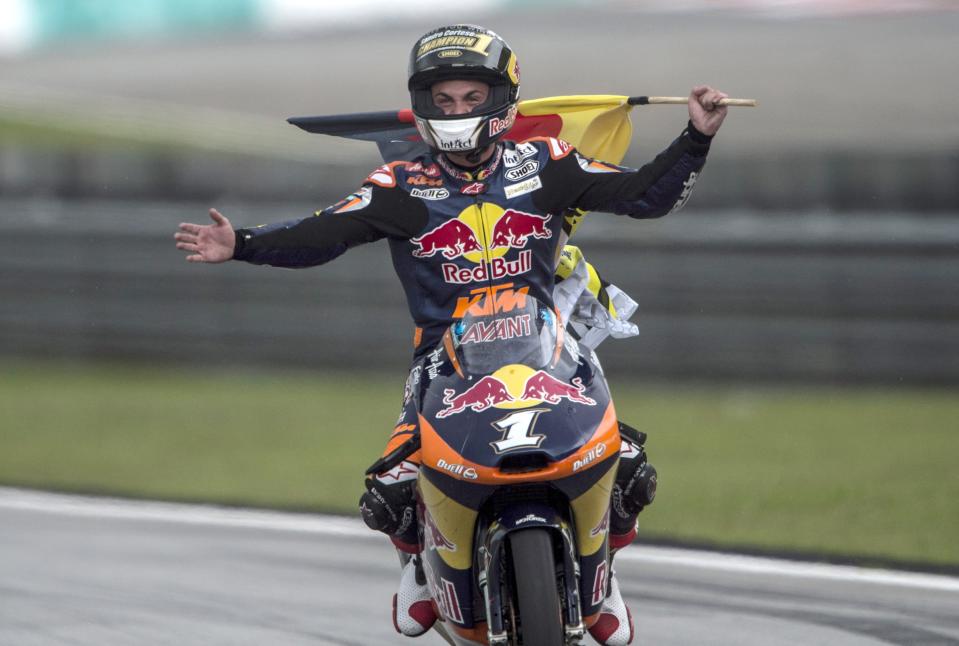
[174, 208, 236, 263]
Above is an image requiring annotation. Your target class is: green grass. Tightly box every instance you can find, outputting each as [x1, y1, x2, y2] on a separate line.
[2, 360, 957, 567]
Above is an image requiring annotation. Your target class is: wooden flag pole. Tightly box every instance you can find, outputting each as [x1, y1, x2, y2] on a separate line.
[628, 96, 758, 107]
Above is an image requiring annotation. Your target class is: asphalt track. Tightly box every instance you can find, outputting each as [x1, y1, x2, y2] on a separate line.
[2, 488, 958, 646]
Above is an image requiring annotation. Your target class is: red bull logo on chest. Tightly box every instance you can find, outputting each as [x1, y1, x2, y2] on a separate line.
[410, 204, 553, 284]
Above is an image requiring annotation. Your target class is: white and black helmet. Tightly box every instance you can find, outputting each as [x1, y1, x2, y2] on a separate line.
[408, 25, 520, 154]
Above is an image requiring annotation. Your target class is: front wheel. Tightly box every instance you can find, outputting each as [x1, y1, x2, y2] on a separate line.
[509, 528, 564, 645]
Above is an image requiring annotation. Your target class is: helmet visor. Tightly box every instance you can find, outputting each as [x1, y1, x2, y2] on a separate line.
[411, 75, 512, 120]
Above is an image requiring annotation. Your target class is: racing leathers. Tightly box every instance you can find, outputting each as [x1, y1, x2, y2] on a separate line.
[232, 123, 711, 548]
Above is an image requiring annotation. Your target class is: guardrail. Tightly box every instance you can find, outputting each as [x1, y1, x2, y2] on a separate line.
[3, 199, 956, 384]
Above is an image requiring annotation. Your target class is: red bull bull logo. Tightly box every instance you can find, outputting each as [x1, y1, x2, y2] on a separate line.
[436, 368, 596, 418]
[424, 509, 457, 552]
[489, 211, 551, 249]
[410, 205, 553, 284]
[436, 376, 516, 418]
[411, 219, 482, 259]
[522, 371, 596, 406]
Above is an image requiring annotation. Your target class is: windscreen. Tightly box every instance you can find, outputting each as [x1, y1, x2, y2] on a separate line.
[450, 297, 559, 376]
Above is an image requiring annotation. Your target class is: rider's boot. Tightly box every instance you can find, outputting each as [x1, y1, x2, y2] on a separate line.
[358, 460, 437, 636]
[589, 570, 633, 646]
[590, 432, 657, 646]
[392, 554, 437, 636]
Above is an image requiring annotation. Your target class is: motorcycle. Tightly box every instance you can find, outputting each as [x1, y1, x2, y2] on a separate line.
[374, 294, 628, 645]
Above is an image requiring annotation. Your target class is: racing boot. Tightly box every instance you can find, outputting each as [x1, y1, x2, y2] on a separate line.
[589, 570, 634, 646]
[358, 460, 420, 553]
[392, 555, 437, 636]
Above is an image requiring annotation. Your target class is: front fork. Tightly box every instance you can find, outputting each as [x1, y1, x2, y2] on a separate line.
[478, 504, 586, 646]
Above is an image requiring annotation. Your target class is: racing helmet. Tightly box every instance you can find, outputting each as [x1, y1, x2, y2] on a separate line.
[408, 25, 520, 154]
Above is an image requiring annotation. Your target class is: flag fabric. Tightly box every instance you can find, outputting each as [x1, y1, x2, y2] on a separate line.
[287, 94, 636, 166]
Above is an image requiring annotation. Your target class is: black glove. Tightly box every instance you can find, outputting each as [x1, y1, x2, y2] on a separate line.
[359, 477, 416, 537]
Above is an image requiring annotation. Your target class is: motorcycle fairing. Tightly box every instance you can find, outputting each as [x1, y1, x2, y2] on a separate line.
[416, 451, 620, 632]
[419, 401, 619, 486]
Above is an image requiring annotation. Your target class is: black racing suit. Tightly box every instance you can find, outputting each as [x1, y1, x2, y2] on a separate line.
[233, 124, 711, 547]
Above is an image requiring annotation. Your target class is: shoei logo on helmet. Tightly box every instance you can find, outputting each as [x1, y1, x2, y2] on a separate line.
[438, 49, 462, 58]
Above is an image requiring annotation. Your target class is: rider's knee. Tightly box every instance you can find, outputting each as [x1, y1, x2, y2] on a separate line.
[359, 460, 420, 549]
[610, 425, 658, 543]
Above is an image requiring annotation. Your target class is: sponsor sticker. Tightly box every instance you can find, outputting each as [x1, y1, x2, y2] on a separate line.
[575, 152, 623, 174]
[514, 514, 548, 526]
[412, 219, 483, 259]
[503, 175, 542, 199]
[436, 458, 478, 480]
[459, 313, 532, 345]
[416, 32, 493, 60]
[413, 205, 550, 285]
[572, 442, 607, 472]
[590, 506, 611, 538]
[502, 143, 537, 168]
[592, 561, 609, 606]
[547, 137, 573, 160]
[411, 187, 450, 200]
[426, 346, 444, 380]
[403, 366, 422, 405]
[424, 509, 457, 552]
[488, 105, 517, 138]
[504, 160, 539, 182]
[442, 250, 532, 285]
[452, 283, 529, 318]
[329, 185, 373, 214]
[670, 171, 699, 213]
[407, 175, 444, 187]
[440, 578, 465, 624]
[460, 182, 487, 195]
[436, 369, 596, 418]
[366, 164, 396, 188]
[405, 162, 440, 177]
[374, 460, 419, 484]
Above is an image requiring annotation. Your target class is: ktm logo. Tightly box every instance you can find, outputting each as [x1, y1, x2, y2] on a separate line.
[407, 175, 444, 187]
[452, 283, 529, 318]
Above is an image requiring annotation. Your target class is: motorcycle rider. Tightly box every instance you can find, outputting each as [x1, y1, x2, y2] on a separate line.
[175, 24, 727, 645]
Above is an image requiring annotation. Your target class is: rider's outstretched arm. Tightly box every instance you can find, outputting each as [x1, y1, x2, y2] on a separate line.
[233, 177, 427, 268]
[534, 85, 728, 219]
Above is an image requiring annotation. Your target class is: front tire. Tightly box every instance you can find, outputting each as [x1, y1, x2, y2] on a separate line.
[509, 528, 564, 645]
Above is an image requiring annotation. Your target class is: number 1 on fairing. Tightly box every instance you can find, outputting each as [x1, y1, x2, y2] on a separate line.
[490, 409, 548, 453]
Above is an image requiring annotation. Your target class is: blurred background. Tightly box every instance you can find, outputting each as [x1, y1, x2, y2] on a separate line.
[1, 0, 957, 568]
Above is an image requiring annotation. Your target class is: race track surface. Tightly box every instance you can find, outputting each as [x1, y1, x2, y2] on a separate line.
[2, 488, 958, 645]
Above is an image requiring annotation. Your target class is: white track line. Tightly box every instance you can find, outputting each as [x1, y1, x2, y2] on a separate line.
[2, 487, 957, 593]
